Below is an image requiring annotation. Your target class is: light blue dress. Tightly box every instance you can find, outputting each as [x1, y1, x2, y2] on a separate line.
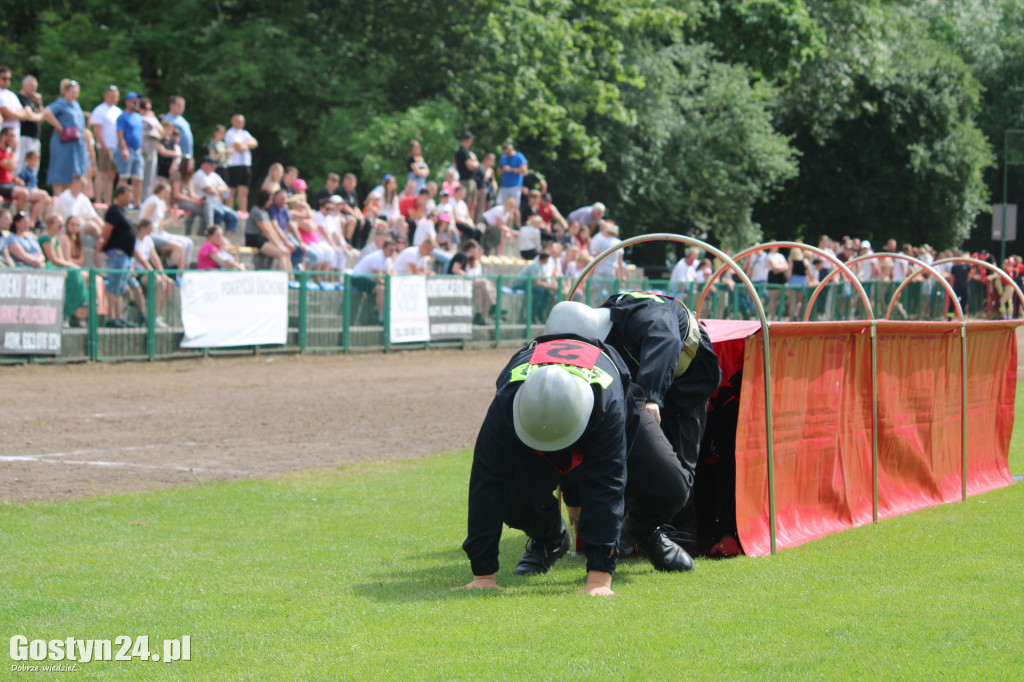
[46, 97, 88, 186]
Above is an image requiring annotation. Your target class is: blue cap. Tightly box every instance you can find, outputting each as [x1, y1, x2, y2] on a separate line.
[126, 91, 140, 100]
[382, 173, 393, 182]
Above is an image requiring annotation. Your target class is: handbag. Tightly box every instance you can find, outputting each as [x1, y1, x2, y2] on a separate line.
[59, 126, 81, 143]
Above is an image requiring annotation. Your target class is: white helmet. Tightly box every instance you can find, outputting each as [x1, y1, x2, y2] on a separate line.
[513, 365, 594, 451]
[543, 301, 612, 340]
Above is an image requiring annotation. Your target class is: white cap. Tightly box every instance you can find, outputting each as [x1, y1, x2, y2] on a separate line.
[513, 365, 594, 451]
[543, 301, 613, 340]
[861, 240, 872, 249]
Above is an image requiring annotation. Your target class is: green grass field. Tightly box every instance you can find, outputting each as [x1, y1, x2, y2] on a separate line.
[2, 397, 1022, 680]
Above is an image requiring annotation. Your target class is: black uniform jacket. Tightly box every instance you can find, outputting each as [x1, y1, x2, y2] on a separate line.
[463, 333, 636, 576]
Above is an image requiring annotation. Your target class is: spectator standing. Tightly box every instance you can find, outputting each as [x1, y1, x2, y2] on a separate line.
[138, 98, 164, 199]
[473, 152, 497, 221]
[115, 92, 145, 207]
[163, 95, 194, 177]
[225, 114, 258, 211]
[497, 141, 527, 207]
[98, 186, 137, 326]
[567, 202, 606, 236]
[0, 67, 26, 154]
[90, 85, 121, 206]
[155, 120, 182, 182]
[193, 156, 239, 235]
[206, 124, 227, 172]
[15, 75, 44, 176]
[406, 139, 430, 192]
[455, 131, 479, 218]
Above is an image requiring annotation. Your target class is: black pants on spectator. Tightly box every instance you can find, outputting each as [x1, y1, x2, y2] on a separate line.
[455, 222, 483, 243]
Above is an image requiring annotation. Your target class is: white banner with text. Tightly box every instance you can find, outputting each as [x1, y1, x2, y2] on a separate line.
[179, 271, 288, 348]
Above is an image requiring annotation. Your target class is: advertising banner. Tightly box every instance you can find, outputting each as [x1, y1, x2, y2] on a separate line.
[0, 269, 65, 355]
[179, 271, 288, 348]
[389, 276, 473, 343]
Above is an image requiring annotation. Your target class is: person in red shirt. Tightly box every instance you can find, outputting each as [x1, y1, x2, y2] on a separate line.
[0, 127, 50, 225]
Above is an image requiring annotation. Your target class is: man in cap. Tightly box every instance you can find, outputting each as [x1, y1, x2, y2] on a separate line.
[193, 156, 238, 235]
[115, 92, 144, 206]
[544, 291, 721, 552]
[458, 331, 695, 597]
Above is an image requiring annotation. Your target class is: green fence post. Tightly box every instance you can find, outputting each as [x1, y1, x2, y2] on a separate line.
[494, 276, 503, 344]
[525, 278, 533, 340]
[383, 275, 391, 352]
[342, 273, 351, 352]
[87, 269, 98, 362]
[145, 271, 156, 360]
[297, 271, 308, 352]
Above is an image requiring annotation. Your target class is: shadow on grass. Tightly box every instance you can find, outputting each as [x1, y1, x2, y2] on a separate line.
[349, 545, 636, 603]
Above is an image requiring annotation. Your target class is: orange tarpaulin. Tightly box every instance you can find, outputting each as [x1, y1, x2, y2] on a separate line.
[704, 320, 1017, 557]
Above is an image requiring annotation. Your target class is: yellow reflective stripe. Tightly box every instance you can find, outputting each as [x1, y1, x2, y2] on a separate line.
[509, 362, 615, 389]
[626, 291, 665, 303]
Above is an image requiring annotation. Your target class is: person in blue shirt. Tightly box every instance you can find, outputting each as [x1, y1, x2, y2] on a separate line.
[115, 92, 144, 206]
[17, 150, 38, 189]
[497, 140, 527, 208]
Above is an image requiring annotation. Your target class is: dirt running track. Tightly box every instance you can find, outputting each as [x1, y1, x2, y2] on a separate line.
[1, 349, 514, 505]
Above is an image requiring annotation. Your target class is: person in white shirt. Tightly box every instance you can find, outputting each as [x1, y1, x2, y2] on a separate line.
[224, 114, 257, 211]
[139, 181, 193, 270]
[670, 247, 703, 295]
[53, 174, 103, 241]
[393, 240, 434, 275]
[351, 237, 397, 320]
[90, 85, 121, 205]
[192, 156, 238, 234]
[312, 196, 358, 271]
[131, 218, 175, 328]
[588, 222, 622, 299]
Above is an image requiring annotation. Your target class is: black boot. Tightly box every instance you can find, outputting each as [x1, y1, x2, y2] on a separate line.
[514, 521, 571, 576]
[636, 527, 694, 572]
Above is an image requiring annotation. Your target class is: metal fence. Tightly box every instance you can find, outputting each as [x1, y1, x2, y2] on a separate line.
[0, 266, 1001, 364]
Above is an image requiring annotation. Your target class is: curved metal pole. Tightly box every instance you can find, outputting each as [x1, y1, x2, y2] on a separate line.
[569, 233, 780, 554]
[702, 242, 875, 323]
[929, 257, 1024, 319]
[703, 242, 882, 523]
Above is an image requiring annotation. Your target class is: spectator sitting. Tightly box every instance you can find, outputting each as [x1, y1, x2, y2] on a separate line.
[449, 184, 483, 242]
[132, 218, 175, 327]
[442, 166, 460, 199]
[244, 188, 293, 271]
[155, 120, 182, 183]
[350, 236, 397, 322]
[261, 162, 284, 194]
[537, 192, 568, 232]
[400, 187, 430, 233]
[296, 216, 334, 277]
[338, 172, 369, 248]
[518, 215, 545, 261]
[480, 197, 520, 256]
[52, 173, 104, 250]
[446, 238, 498, 326]
[312, 195, 358, 272]
[6, 211, 44, 267]
[170, 160, 206, 235]
[197, 225, 245, 271]
[17, 150, 38, 188]
[193, 156, 238, 236]
[38, 214, 88, 325]
[393, 238, 434, 275]
[0, 206, 12, 266]
[63, 216, 85, 267]
[139, 181, 192, 271]
[0, 127, 50, 227]
[514, 250, 559, 323]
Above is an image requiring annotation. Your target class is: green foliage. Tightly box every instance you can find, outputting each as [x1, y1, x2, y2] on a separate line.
[0, 0, 1015, 253]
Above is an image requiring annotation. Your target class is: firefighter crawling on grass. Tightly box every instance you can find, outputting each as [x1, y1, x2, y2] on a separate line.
[455, 332, 696, 597]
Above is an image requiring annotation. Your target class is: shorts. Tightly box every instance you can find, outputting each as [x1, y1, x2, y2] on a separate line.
[96, 148, 117, 174]
[227, 165, 252, 188]
[245, 232, 269, 249]
[460, 179, 477, 203]
[352, 275, 378, 293]
[103, 249, 132, 295]
[0, 182, 14, 199]
[114, 149, 143, 179]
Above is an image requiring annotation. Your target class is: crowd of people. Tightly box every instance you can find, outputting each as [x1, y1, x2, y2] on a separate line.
[670, 236, 1024, 321]
[2, 68, 1018, 329]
